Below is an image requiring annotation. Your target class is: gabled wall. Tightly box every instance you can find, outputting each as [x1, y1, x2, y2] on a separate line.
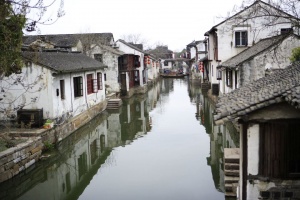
[207, 1, 293, 94]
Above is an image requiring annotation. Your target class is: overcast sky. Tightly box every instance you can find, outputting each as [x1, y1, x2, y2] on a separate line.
[29, 0, 245, 51]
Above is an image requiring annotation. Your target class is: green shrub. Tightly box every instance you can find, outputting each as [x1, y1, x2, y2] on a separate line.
[290, 47, 300, 62]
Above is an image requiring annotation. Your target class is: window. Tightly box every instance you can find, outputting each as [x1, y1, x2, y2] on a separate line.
[217, 70, 222, 80]
[164, 61, 168, 66]
[134, 55, 140, 67]
[97, 72, 103, 90]
[73, 76, 83, 97]
[78, 153, 87, 179]
[235, 31, 248, 47]
[60, 80, 65, 99]
[86, 74, 93, 94]
[281, 28, 292, 34]
[104, 73, 107, 81]
[94, 54, 103, 62]
[259, 121, 300, 178]
[226, 68, 233, 87]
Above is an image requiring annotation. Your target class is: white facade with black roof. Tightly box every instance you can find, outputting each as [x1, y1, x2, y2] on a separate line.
[219, 33, 300, 94]
[205, 0, 294, 96]
[0, 51, 107, 125]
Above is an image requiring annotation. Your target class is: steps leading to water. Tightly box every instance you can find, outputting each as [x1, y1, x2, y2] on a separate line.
[224, 148, 240, 198]
[107, 99, 122, 109]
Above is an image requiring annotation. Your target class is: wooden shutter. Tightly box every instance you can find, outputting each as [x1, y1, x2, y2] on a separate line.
[259, 121, 300, 178]
[97, 73, 103, 90]
[87, 74, 93, 94]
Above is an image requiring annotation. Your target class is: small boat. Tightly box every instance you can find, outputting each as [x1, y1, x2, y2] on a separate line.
[160, 73, 185, 78]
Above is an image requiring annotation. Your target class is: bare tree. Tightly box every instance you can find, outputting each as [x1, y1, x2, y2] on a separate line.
[120, 33, 148, 46]
[227, 0, 299, 31]
[0, 0, 65, 76]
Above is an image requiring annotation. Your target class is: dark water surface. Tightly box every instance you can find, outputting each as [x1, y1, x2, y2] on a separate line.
[1, 78, 232, 200]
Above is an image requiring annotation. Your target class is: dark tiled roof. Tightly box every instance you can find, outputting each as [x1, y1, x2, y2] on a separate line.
[22, 51, 107, 73]
[221, 34, 290, 68]
[214, 62, 300, 123]
[116, 39, 146, 53]
[187, 41, 196, 47]
[23, 34, 78, 47]
[23, 33, 114, 47]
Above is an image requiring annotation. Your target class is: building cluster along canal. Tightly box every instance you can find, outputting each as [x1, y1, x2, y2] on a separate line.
[0, 78, 239, 200]
[1, 1, 300, 199]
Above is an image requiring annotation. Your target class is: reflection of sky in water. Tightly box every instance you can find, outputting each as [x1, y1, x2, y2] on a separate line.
[79, 79, 223, 200]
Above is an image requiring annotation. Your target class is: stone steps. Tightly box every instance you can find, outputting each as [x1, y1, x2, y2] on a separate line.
[224, 169, 239, 176]
[225, 163, 239, 170]
[225, 176, 239, 184]
[224, 148, 240, 198]
[106, 99, 122, 109]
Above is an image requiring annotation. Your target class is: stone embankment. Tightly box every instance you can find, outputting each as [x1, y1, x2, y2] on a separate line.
[0, 77, 161, 183]
[0, 100, 107, 183]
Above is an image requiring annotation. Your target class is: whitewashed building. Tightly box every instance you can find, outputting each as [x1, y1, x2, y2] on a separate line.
[0, 51, 107, 127]
[205, 0, 293, 95]
[115, 40, 147, 97]
[87, 44, 123, 94]
[214, 62, 300, 200]
[22, 33, 121, 94]
[218, 33, 300, 93]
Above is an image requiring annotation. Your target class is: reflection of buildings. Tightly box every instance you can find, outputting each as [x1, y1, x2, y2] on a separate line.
[119, 96, 150, 145]
[0, 113, 111, 200]
[160, 78, 174, 95]
[189, 83, 240, 196]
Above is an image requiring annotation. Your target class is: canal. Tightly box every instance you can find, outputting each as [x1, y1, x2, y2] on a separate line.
[0, 78, 239, 200]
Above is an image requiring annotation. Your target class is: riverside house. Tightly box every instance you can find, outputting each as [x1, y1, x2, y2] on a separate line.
[0, 50, 107, 128]
[218, 33, 300, 93]
[22, 33, 122, 94]
[115, 39, 148, 97]
[205, 0, 294, 96]
[214, 62, 300, 200]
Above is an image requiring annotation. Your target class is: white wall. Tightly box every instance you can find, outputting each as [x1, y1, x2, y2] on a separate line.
[0, 64, 54, 120]
[89, 45, 120, 93]
[207, 2, 292, 87]
[0, 63, 106, 123]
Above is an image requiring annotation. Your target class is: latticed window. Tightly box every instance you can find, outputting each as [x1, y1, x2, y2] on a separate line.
[73, 76, 83, 97]
[86, 74, 93, 94]
[97, 72, 103, 90]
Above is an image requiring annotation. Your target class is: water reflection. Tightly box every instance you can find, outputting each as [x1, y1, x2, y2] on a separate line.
[188, 84, 239, 196]
[0, 78, 239, 200]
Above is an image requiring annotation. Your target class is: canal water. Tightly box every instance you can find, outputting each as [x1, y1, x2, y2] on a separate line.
[0, 78, 239, 200]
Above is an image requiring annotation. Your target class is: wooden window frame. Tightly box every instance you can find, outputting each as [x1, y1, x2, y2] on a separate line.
[73, 76, 83, 97]
[235, 31, 248, 47]
[226, 68, 233, 87]
[60, 80, 65, 100]
[97, 72, 103, 90]
[86, 74, 93, 94]
[259, 120, 300, 179]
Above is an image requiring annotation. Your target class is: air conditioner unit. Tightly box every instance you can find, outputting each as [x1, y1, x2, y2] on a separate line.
[17, 108, 43, 128]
